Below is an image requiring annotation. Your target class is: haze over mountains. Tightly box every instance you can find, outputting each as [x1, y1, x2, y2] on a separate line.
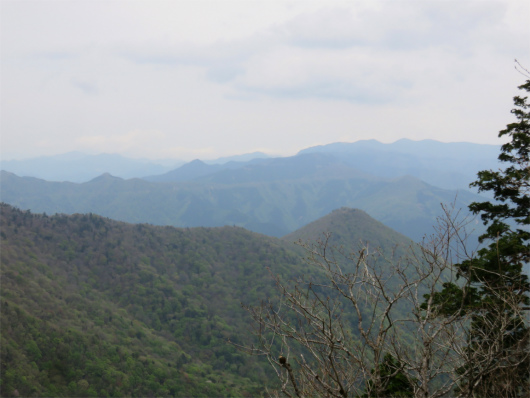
[298, 139, 500, 191]
[0, 151, 272, 183]
[0, 152, 180, 183]
[1, 139, 498, 189]
[0, 139, 491, 243]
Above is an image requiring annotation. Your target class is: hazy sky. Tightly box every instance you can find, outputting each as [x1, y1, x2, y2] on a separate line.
[1, 0, 529, 161]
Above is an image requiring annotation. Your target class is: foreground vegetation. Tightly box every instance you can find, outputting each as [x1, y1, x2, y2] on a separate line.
[242, 78, 530, 397]
[1, 201, 418, 397]
[0, 204, 304, 396]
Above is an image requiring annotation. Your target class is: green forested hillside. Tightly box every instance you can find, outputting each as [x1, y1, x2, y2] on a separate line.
[283, 207, 413, 251]
[283, 206, 425, 324]
[0, 204, 441, 397]
[0, 204, 309, 397]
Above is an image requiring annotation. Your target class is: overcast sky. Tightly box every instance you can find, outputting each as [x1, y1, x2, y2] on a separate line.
[1, 0, 529, 161]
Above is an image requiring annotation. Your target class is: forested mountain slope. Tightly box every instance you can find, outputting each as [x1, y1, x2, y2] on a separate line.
[0, 204, 417, 397]
[283, 207, 414, 253]
[0, 204, 304, 397]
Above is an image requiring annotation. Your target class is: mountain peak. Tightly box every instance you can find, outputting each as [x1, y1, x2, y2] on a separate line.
[188, 159, 206, 165]
[282, 207, 412, 252]
[88, 172, 123, 183]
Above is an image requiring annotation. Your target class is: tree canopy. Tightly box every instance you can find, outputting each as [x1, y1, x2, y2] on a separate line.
[428, 79, 530, 397]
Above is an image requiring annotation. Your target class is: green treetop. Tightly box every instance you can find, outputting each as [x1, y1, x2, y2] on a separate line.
[428, 79, 530, 397]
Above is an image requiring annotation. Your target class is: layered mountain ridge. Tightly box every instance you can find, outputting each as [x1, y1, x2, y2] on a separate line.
[0, 167, 480, 242]
[0, 139, 491, 243]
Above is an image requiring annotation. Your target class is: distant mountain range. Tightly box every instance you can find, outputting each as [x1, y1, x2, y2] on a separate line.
[0, 139, 496, 242]
[203, 151, 270, 165]
[143, 157, 271, 183]
[297, 139, 500, 191]
[0, 152, 181, 183]
[144, 139, 500, 192]
[1, 140, 499, 190]
[0, 151, 272, 183]
[0, 156, 483, 243]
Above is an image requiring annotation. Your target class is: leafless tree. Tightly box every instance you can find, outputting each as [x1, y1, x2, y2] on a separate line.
[515, 59, 530, 79]
[236, 205, 529, 398]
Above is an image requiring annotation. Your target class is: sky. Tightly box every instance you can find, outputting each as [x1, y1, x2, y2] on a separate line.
[1, 0, 529, 161]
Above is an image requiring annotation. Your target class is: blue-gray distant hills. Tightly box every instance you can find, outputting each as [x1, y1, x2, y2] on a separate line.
[0, 152, 181, 183]
[0, 147, 485, 242]
[1, 139, 496, 241]
[144, 157, 271, 182]
[143, 139, 499, 191]
[297, 139, 500, 191]
[1, 140, 498, 189]
[0, 151, 271, 183]
[147, 153, 371, 184]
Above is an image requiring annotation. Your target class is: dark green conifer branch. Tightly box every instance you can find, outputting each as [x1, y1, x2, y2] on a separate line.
[425, 78, 530, 397]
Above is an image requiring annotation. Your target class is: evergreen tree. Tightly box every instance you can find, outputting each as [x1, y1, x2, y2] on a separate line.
[362, 353, 414, 398]
[428, 80, 530, 397]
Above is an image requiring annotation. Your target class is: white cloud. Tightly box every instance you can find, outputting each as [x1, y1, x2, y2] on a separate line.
[229, 45, 410, 103]
[77, 130, 165, 151]
[1, 0, 529, 161]
[109, 1, 528, 104]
